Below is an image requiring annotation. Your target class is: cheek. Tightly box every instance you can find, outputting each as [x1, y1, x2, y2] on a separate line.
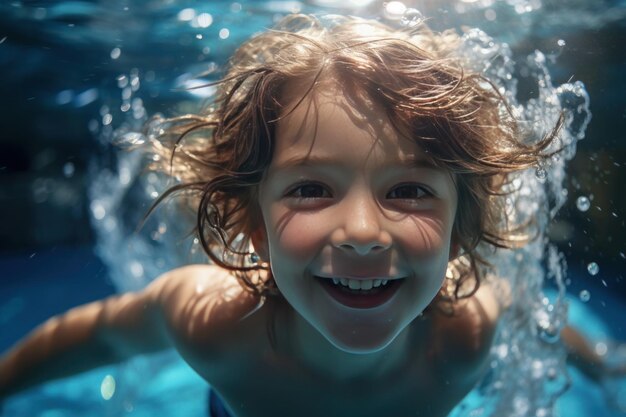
[396, 215, 451, 260]
[268, 210, 327, 262]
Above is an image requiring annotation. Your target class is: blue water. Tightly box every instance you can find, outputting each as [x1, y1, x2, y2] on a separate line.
[1, 0, 626, 415]
[1, 246, 625, 416]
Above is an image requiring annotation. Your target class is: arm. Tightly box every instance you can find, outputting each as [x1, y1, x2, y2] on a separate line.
[561, 325, 626, 383]
[431, 279, 502, 376]
[0, 271, 175, 399]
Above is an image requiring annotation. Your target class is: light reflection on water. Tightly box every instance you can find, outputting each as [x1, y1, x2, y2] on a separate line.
[2, 0, 623, 416]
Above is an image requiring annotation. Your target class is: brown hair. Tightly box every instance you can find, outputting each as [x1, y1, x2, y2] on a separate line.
[148, 14, 560, 307]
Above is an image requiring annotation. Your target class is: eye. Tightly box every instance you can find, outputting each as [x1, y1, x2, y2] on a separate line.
[387, 184, 432, 200]
[285, 182, 331, 199]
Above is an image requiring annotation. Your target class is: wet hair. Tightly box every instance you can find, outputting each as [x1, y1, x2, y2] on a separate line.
[149, 14, 559, 309]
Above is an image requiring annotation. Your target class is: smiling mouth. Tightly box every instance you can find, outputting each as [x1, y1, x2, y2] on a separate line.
[315, 276, 404, 309]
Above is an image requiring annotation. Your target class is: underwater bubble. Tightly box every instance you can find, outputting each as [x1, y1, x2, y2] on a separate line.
[587, 262, 599, 276]
[74, 88, 98, 107]
[196, 34, 203, 40]
[102, 113, 113, 126]
[513, 396, 530, 415]
[485, 9, 496, 21]
[594, 342, 608, 356]
[88, 119, 99, 133]
[133, 107, 146, 120]
[122, 86, 132, 100]
[112, 132, 146, 148]
[400, 8, 423, 27]
[538, 321, 561, 344]
[579, 290, 590, 302]
[110, 47, 121, 60]
[130, 261, 144, 278]
[56, 89, 73, 105]
[177, 8, 195, 21]
[90, 200, 106, 220]
[100, 374, 116, 400]
[62, 162, 75, 178]
[219, 28, 230, 39]
[193, 13, 213, 28]
[132, 97, 143, 111]
[130, 79, 140, 93]
[556, 82, 592, 140]
[557, 39, 566, 47]
[576, 195, 590, 212]
[384, 1, 406, 20]
[535, 167, 547, 181]
[540, 328, 560, 344]
[118, 166, 131, 186]
[147, 172, 159, 184]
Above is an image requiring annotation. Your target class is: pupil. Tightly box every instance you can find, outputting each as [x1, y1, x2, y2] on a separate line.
[302, 185, 323, 197]
[396, 187, 418, 198]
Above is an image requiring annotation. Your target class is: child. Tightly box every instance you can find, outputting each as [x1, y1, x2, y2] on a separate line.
[0, 13, 620, 417]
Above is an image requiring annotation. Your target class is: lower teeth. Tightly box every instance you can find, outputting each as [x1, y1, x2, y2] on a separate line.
[332, 283, 386, 293]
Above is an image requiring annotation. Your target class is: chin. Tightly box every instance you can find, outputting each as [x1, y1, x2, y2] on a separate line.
[322, 323, 405, 354]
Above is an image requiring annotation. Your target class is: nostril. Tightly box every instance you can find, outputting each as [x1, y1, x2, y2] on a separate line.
[340, 242, 387, 255]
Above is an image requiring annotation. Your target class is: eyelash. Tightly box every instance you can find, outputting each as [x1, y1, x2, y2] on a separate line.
[284, 182, 433, 200]
[285, 182, 331, 199]
[387, 183, 433, 199]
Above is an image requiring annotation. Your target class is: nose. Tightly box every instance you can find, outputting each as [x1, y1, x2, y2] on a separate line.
[331, 192, 392, 256]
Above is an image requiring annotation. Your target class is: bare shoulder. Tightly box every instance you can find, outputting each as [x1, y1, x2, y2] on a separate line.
[145, 265, 264, 350]
[430, 278, 505, 372]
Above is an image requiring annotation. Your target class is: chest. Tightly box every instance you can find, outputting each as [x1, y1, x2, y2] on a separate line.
[198, 346, 477, 417]
[178, 301, 492, 417]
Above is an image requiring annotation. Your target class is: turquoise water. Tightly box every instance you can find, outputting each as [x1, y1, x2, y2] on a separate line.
[1, 249, 624, 416]
[2, 0, 625, 416]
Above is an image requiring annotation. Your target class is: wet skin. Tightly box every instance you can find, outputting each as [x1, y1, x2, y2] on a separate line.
[175, 85, 499, 417]
[253, 83, 459, 375]
[0, 83, 502, 417]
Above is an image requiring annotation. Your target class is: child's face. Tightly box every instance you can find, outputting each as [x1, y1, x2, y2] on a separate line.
[256, 82, 458, 354]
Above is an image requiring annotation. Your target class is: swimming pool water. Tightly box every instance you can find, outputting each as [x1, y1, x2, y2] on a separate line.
[1, 246, 624, 416]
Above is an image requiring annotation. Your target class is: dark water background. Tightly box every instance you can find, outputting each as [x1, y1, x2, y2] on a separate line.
[0, 0, 624, 299]
[0, 2, 625, 416]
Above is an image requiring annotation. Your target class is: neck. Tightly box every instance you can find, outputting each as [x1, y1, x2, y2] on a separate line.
[273, 300, 424, 385]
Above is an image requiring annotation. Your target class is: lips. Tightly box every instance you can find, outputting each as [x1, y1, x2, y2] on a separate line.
[315, 275, 403, 309]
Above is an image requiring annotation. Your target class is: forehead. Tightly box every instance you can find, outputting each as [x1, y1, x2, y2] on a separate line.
[273, 82, 430, 169]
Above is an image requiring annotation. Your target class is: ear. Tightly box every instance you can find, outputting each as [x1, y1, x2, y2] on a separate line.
[448, 238, 461, 262]
[250, 225, 270, 262]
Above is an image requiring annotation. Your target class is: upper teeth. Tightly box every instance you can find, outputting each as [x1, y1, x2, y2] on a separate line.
[331, 278, 389, 290]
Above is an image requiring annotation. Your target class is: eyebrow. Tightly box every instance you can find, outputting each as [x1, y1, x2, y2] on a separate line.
[270, 155, 444, 172]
